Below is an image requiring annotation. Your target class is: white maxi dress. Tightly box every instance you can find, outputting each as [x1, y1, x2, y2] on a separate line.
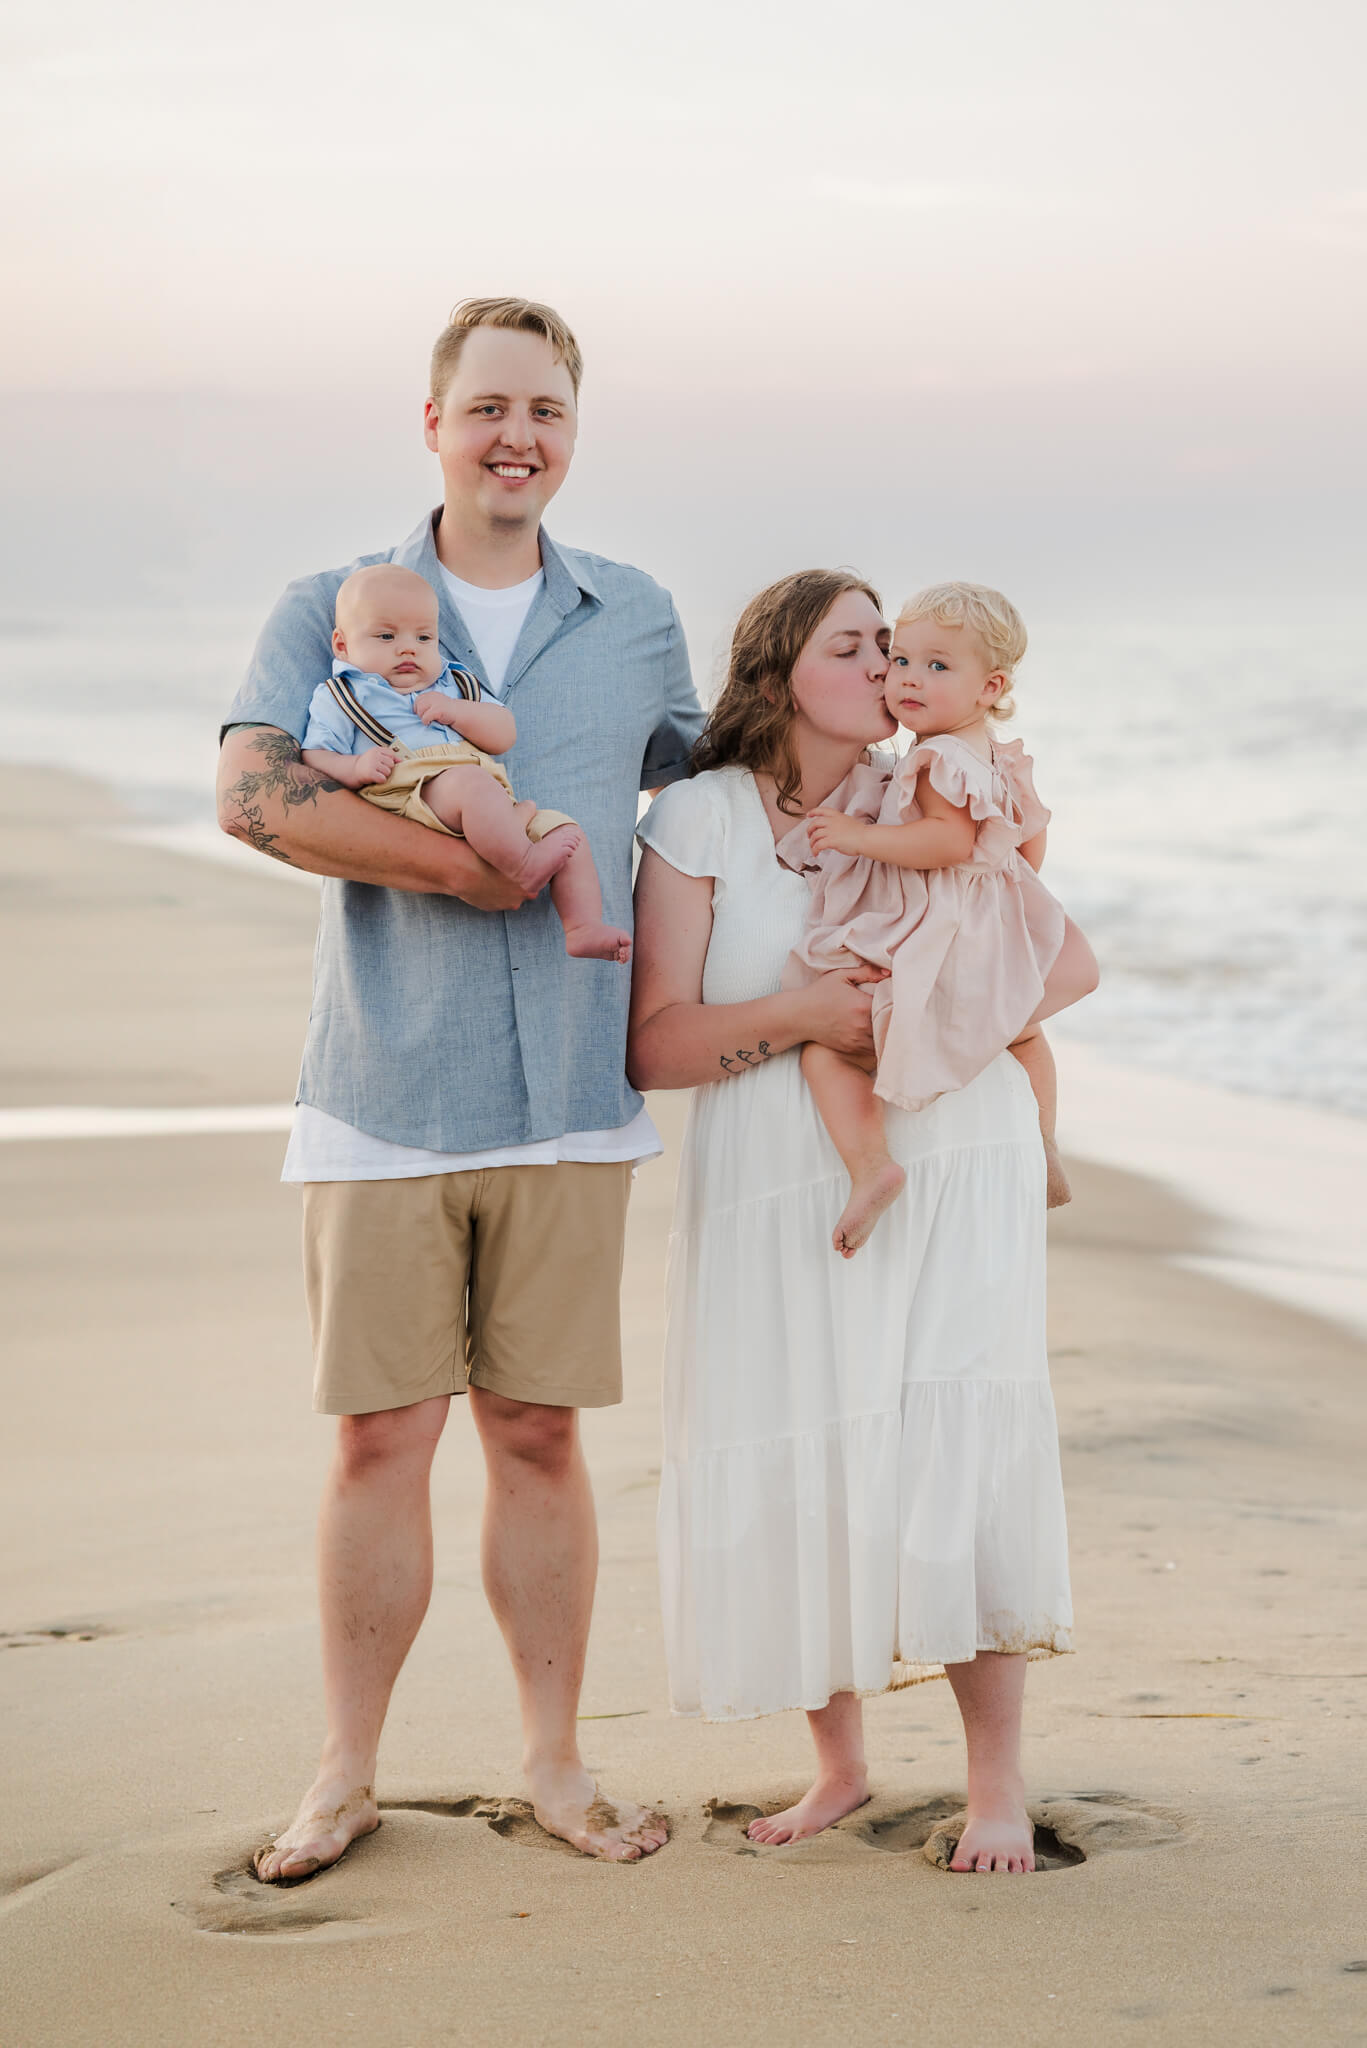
[637, 766, 1073, 1723]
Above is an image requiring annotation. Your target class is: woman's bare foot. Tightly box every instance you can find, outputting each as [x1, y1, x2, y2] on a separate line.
[562, 922, 633, 963]
[1043, 1136, 1071, 1209]
[253, 1777, 379, 1884]
[528, 1760, 669, 1862]
[513, 824, 584, 895]
[949, 1792, 1035, 1874]
[747, 1772, 870, 1845]
[833, 1161, 906, 1257]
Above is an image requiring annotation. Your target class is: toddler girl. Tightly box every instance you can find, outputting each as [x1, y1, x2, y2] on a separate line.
[780, 581, 1097, 1255]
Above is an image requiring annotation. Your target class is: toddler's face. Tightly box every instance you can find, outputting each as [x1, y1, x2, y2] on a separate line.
[884, 618, 1004, 737]
[334, 596, 445, 690]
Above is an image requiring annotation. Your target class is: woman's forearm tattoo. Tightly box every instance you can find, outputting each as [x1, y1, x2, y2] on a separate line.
[719, 1041, 772, 1076]
[221, 730, 345, 865]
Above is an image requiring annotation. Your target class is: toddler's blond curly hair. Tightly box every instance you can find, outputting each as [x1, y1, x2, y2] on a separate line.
[897, 581, 1027, 722]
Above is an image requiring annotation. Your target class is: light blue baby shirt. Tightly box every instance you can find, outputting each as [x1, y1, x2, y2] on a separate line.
[302, 660, 488, 756]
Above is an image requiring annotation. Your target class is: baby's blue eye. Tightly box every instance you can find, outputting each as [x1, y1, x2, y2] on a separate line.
[378, 632, 394, 640]
[929, 660, 947, 671]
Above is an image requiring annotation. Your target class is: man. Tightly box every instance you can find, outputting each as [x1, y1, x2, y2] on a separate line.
[218, 297, 702, 1874]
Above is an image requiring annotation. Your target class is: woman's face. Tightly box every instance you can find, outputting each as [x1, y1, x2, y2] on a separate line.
[789, 589, 895, 751]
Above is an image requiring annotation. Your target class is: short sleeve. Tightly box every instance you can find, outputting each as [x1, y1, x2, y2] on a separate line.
[994, 738, 1051, 839]
[640, 598, 706, 790]
[301, 680, 356, 754]
[635, 773, 726, 879]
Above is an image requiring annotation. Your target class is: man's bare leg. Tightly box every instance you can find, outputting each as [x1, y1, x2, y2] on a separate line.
[254, 1395, 450, 1882]
[468, 1387, 669, 1862]
[802, 1041, 905, 1257]
[944, 1651, 1035, 1873]
[747, 1689, 870, 1844]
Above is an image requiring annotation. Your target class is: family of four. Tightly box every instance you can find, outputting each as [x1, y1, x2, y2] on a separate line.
[217, 296, 1097, 1881]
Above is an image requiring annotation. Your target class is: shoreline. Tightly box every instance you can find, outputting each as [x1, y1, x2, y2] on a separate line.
[12, 772, 1364, 1341]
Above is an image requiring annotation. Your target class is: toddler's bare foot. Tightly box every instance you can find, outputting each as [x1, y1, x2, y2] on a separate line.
[1043, 1137, 1072, 1209]
[833, 1161, 906, 1257]
[514, 824, 583, 895]
[747, 1772, 870, 1846]
[949, 1787, 1035, 1874]
[563, 922, 632, 963]
[253, 1775, 379, 1884]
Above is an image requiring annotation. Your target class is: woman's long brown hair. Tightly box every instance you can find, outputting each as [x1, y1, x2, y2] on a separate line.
[690, 569, 883, 815]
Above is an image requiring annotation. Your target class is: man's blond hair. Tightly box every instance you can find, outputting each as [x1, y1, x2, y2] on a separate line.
[429, 297, 584, 407]
[897, 580, 1027, 722]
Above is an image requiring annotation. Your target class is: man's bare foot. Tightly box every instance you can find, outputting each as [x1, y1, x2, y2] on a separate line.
[833, 1161, 906, 1257]
[1043, 1137, 1072, 1209]
[527, 1761, 669, 1862]
[747, 1772, 870, 1845]
[949, 1797, 1035, 1873]
[513, 824, 583, 895]
[253, 1778, 379, 1884]
[563, 923, 633, 963]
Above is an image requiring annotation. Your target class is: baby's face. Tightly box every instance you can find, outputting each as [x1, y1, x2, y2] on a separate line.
[335, 596, 445, 691]
[884, 618, 1004, 736]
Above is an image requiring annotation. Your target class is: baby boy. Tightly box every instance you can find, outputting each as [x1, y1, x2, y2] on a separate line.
[301, 563, 631, 962]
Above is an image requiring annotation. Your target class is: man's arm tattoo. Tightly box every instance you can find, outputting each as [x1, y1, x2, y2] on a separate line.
[718, 1040, 772, 1076]
[220, 731, 345, 865]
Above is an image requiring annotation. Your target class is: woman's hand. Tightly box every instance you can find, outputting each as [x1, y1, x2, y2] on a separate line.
[797, 964, 888, 1058]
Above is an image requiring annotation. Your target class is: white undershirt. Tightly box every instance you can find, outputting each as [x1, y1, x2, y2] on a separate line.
[436, 563, 544, 696]
[282, 560, 659, 1184]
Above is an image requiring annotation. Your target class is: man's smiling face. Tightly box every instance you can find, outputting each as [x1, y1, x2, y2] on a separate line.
[424, 326, 578, 536]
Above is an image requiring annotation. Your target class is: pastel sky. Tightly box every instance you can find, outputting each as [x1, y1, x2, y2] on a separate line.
[3, 0, 1363, 630]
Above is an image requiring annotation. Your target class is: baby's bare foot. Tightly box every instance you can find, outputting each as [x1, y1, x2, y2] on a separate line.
[253, 1778, 379, 1884]
[949, 1799, 1035, 1874]
[514, 824, 583, 895]
[563, 923, 633, 963]
[834, 1161, 906, 1257]
[528, 1763, 669, 1862]
[747, 1773, 870, 1846]
[1043, 1137, 1072, 1209]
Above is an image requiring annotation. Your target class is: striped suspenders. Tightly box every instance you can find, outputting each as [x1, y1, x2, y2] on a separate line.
[323, 663, 482, 746]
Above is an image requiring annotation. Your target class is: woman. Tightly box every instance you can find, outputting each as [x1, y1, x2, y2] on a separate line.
[628, 570, 1072, 1874]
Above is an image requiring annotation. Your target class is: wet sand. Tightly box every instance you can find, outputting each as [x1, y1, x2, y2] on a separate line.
[3, 768, 1366, 2045]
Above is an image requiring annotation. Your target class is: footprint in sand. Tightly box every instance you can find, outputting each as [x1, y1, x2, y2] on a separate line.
[701, 1791, 1182, 1871]
[381, 1796, 589, 1857]
[182, 1865, 379, 1942]
[913, 1793, 1184, 1872]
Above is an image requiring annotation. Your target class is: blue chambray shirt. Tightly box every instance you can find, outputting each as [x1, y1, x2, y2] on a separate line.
[223, 510, 703, 1152]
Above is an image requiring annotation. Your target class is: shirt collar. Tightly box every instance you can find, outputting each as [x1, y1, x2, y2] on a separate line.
[394, 509, 601, 615]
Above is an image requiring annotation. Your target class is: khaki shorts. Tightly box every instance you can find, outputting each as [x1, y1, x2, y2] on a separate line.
[359, 743, 575, 842]
[302, 1160, 634, 1415]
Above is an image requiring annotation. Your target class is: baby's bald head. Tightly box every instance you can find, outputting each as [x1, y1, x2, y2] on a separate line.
[335, 563, 439, 637]
[331, 564, 445, 691]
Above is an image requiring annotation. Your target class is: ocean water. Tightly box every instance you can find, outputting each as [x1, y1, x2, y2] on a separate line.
[3, 608, 1363, 1120]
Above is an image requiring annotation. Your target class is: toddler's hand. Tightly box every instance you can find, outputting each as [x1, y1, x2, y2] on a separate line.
[414, 691, 461, 728]
[806, 808, 866, 858]
[355, 745, 400, 786]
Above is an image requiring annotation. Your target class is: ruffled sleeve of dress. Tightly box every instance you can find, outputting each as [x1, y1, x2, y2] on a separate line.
[887, 734, 1018, 867]
[635, 772, 727, 879]
[992, 737, 1051, 842]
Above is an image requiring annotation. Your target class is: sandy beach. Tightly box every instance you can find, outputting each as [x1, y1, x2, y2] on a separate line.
[4, 767, 1366, 2047]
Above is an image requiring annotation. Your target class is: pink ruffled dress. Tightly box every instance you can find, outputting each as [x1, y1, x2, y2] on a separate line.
[779, 735, 1067, 1113]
